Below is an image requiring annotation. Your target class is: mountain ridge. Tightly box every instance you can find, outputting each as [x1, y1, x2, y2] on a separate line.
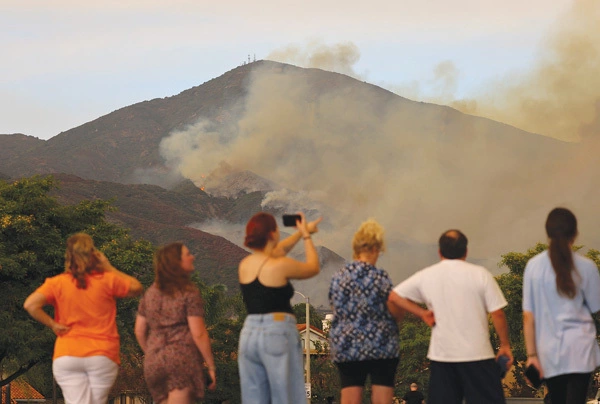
[2, 60, 597, 306]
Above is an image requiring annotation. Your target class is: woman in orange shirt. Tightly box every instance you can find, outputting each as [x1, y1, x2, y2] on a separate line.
[24, 233, 143, 404]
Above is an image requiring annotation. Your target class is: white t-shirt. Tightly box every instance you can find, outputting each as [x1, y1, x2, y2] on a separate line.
[393, 259, 507, 362]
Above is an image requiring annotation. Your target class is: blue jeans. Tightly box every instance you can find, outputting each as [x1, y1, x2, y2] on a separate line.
[238, 313, 306, 404]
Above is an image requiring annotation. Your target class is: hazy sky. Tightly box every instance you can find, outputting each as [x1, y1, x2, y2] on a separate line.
[1, 0, 573, 140]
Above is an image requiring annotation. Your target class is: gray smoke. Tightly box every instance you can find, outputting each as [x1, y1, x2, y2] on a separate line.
[159, 6, 600, 288]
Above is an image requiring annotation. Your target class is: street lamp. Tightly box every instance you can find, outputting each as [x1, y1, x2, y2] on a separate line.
[295, 290, 311, 403]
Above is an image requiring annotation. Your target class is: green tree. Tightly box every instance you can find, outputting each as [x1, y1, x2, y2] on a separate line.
[395, 313, 431, 399]
[493, 242, 548, 397]
[310, 354, 338, 403]
[293, 303, 324, 330]
[0, 176, 154, 396]
[201, 290, 247, 404]
[494, 242, 600, 397]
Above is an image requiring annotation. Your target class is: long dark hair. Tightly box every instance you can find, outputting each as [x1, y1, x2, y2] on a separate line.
[154, 242, 194, 295]
[545, 207, 578, 298]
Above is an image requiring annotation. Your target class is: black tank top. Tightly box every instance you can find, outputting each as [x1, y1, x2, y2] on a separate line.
[240, 279, 294, 314]
[239, 257, 294, 314]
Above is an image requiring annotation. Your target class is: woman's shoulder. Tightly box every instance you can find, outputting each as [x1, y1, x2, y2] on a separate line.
[574, 253, 598, 273]
[331, 261, 356, 278]
[51, 272, 71, 280]
[46, 272, 75, 285]
[526, 250, 549, 267]
[140, 283, 161, 298]
[36, 273, 66, 292]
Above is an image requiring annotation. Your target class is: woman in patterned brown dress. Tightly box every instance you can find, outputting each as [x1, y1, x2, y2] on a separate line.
[135, 243, 216, 403]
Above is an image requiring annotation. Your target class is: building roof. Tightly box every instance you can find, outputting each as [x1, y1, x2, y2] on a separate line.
[1, 378, 45, 404]
[296, 324, 326, 336]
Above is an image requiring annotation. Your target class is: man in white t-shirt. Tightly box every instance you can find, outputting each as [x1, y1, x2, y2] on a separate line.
[388, 229, 513, 404]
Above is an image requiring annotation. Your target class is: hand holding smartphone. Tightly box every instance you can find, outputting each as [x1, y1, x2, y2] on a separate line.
[525, 364, 543, 389]
[282, 214, 302, 227]
[496, 355, 510, 378]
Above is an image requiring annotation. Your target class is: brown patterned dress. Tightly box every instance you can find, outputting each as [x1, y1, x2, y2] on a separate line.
[137, 284, 207, 402]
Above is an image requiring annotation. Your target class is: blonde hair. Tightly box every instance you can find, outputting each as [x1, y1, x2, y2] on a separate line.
[352, 219, 386, 259]
[64, 233, 103, 289]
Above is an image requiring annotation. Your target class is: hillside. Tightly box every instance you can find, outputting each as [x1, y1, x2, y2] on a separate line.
[47, 174, 345, 303]
[0, 60, 569, 185]
[0, 62, 264, 183]
[2, 60, 598, 289]
[0, 134, 45, 164]
[49, 173, 250, 290]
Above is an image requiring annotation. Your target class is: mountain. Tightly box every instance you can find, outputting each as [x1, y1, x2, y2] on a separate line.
[291, 246, 347, 309]
[47, 174, 345, 305]
[2, 60, 598, 305]
[0, 60, 570, 184]
[0, 134, 45, 168]
[49, 173, 248, 290]
[0, 63, 255, 183]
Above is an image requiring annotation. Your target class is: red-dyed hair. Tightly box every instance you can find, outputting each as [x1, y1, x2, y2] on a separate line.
[244, 212, 277, 249]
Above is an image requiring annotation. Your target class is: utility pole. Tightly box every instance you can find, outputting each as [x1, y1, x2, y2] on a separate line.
[295, 291, 311, 403]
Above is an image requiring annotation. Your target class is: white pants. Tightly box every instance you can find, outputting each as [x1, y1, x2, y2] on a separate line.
[53, 356, 119, 404]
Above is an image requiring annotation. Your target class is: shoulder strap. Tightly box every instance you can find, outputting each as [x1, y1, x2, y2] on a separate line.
[255, 256, 270, 279]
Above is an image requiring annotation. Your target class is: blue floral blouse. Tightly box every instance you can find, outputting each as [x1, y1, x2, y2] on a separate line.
[328, 261, 399, 363]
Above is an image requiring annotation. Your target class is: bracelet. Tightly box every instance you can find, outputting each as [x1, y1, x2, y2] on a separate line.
[527, 353, 537, 358]
[303, 236, 311, 240]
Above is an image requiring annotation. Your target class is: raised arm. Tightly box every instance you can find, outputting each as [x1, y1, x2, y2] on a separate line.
[96, 251, 143, 297]
[272, 215, 322, 258]
[275, 213, 320, 279]
[490, 308, 513, 369]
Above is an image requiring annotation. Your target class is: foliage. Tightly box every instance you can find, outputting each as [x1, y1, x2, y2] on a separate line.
[310, 355, 338, 403]
[15, 174, 600, 402]
[293, 303, 324, 330]
[0, 176, 155, 397]
[203, 317, 244, 404]
[587, 248, 600, 268]
[197, 285, 246, 404]
[395, 313, 431, 398]
[494, 242, 600, 397]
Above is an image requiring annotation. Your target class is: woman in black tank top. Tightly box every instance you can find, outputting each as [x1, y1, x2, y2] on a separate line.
[237, 212, 322, 404]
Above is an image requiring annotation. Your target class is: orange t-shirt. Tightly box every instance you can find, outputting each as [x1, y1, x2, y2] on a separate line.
[35, 271, 131, 364]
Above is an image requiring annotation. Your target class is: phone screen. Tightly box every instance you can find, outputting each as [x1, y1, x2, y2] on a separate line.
[282, 214, 301, 227]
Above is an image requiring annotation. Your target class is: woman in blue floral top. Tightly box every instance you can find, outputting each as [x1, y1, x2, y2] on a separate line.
[328, 219, 404, 404]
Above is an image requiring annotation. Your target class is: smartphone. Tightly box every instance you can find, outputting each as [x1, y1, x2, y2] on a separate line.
[525, 364, 543, 389]
[282, 214, 301, 227]
[496, 355, 509, 378]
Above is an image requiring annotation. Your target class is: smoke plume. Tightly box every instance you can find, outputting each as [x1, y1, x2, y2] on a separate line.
[158, 2, 600, 284]
[267, 40, 362, 79]
[442, 0, 600, 143]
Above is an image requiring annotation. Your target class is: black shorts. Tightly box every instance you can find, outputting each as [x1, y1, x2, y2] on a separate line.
[335, 358, 399, 388]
